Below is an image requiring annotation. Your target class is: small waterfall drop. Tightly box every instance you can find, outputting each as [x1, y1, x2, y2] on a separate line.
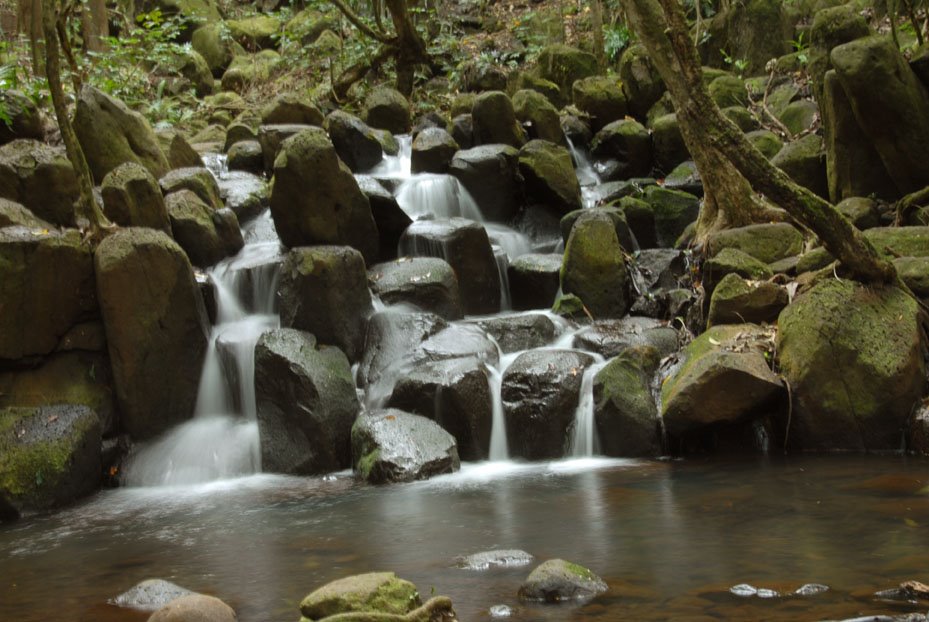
[566, 136, 601, 209]
[370, 135, 412, 179]
[486, 350, 522, 461]
[569, 362, 608, 457]
[395, 174, 485, 222]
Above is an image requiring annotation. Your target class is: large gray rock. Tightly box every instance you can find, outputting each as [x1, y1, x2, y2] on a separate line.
[159, 167, 223, 210]
[257, 123, 314, 175]
[269, 128, 378, 263]
[111, 579, 194, 612]
[351, 409, 460, 483]
[101, 163, 171, 232]
[561, 211, 631, 319]
[278, 245, 373, 362]
[260, 93, 325, 127]
[0, 90, 43, 146]
[471, 91, 526, 148]
[777, 279, 926, 451]
[771, 134, 828, 199]
[73, 86, 169, 183]
[399, 218, 500, 315]
[503, 349, 596, 460]
[165, 190, 243, 268]
[357, 311, 447, 390]
[368, 257, 462, 320]
[705, 222, 804, 265]
[473, 313, 556, 354]
[155, 128, 203, 170]
[507, 253, 562, 311]
[95, 229, 209, 440]
[619, 44, 665, 119]
[0, 227, 96, 360]
[594, 346, 662, 457]
[325, 110, 383, 173]
[387, 356, 492, 461]
[147, 594, 236, 622]
[0, 139, 79, 226]
[355, 175, 411, 263]
[573, 317, 679, 360]
[217, 170, 268, 223]
[572, 76, 627, 132]
[410, 127, 458, 174]
[254, 329, 358, 474]
[590, 119, 653, 180]
[0, 404, 101, 520]
[518, 559, 608, 603]
[518, 139, 582, 215]
[448, 144, 521, 223]
[363, 87, 411, 135]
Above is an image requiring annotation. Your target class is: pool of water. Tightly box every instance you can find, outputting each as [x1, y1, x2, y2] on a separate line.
[1, 455, 927, 621]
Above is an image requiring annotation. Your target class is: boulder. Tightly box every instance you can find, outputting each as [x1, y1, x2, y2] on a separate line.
[284, 9, 340, 46]
[191, 23, 244, 77]
[73, 86, 169, 183]
[368, 257, 462, 320]
[410, 128, 458, 174]
[159, 166, 223, 210]
[456, 550, 534, 570]
[260, 93, 324, 126]
[147, 594, 236, 622]
[707, 273, 788, 327]
[560, 211, 631, 318]
[662, 324, 784, 436]
[573, 317, 679, 360]
[175, 49, 214, 98]
[352, 409, 460, 483]
[632, 248, 687, 292]
[617, 196, 658, 249]
[358, 311, 448, 390]
[254, 329, 358, 475]
[808, 3, 870, 103]
[399, 218, 500, 315]
[226, 140, 264, 175]
[0, 404, 101, 520]
[895, 257, 929, 300]
[561, 206, 636, 253]
[572, 76, 627, 132]
[449, 114, 473, 150]
[269, 128, 379, 263]
[507, 253, 562, 311]
[300, 572, 420, 619]
[518, 559, 608, 602]
[779, 100, 820, 136]
[502, 350, 596, 460]
[836, 197, 880, 230]
[220, 50, 281, 93]
[720, 0, 792, 75]
[165, 191, 243, 268]
[278, 245, 373, 362]
[473, 313, 556, 354]
[471, 91, 526, 148]
[0, 198, 48, 228]
[0, 139, 79, 226]
[227, 14, 279, 49]
[257, 123, 314, 175]
[865, 226, 929, 258]
[363, 87, 411, 135]
[705, 223, 804, 265]
[532, 44, 598, 107]
[777, 279, 926, 451]
[771, 133, 828, 198]
[663, 160, 703, 197]
[448, 144, 521, 223]
[0, 90, 43, 145]
[745, 129, 783, 160]
[650, 113, 689, 174]
[594, 346, 662, 457]
[111, 579, 194, 612]
[457, 58, 508, 92]
[702, 247, 773, 299]
[590, 119, 653, 180]
[101, 163, 171, 232]
[641, 186, 700, 248]
[0, 227, 96, 360]
[216, 171, 268, 223]
[326, 110, 384, 173]
[619, 44, 665, 119]
[387, 357, 492, 461]
[95, 228, 209, 439]
[512, 89, 564, 145]
[708, 75, 747, 108]
[355, 176, 411, 263]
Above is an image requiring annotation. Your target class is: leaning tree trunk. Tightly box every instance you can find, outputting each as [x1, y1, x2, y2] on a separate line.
[385, 0, 428, 96]
[42, 0, 110, 235]
[623, 0, 897, 284]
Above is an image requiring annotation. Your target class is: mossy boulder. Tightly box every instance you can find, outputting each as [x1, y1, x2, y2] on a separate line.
[661, 324, 783, 435]
[285, 9, 339, 45]
[808, 4, 871, 104]
[865, 226, 929, 258]
[836, 196, 880, 230]
[165, 190, 243, 268]
[650, 113, 688, 173]
[0, 227, 96, 360]
[369, 257, 462, 320]
[221, 50, 281, 93]
[771, 133, 828, 198]
[512, 89, 564, 145]
[706, 223, 804, 265]
[101, 162, 171, 233]
[777, 279, 926, 451]
[457, 59, 507, 93]
[155, 128, 203, 169]
[746, 129, 783, 160]
[572, 76, 628, 132]
[779, 100, 820, 135]
[560, 211, 631, 319]
[227, 15, 279, 49]
[721, 0, 792, 75]
[894, 257, 929, 300]
[410, 128, 458, 175]
[518, 559, 608, 602]
[518, 139, 582, 215]
[590, 119, 653, 180]
[512, 73, 562, 107]
[560, 206, 636, 253]
[0, 139, 79, 226]
[173, 48, 213, 97]
[147, 594, 237, 622]
[260, 94, 324, 126]
[708, 75, 747, 108]
[532, 44, 598, 107]
[0, 90, 43, 146]
[642, 186, 699, 248]
[269, 127, 379, 262]
[363, 87, 411, 135]
[617, 196, 658, 249]
[703, 247, 773, 298]
[0, 198, 47, 229]
[0, 405, 101, 520]
[707, 273, 788, 327]
[159, 166, 223, 210]
[471, 91, 526, 148]
[227, 140, 264, 174]
[721, 105, 759, 132]
[95, 228, 209, 440]
[146, 0, 221, 36]
[325, 110, 384, 173]
[191, 22, 245, 77]
[619, 44, 665, 119]
[300, 572, 421, 619]
[593, 346, 662, 457]
[73, 86, 169, 183]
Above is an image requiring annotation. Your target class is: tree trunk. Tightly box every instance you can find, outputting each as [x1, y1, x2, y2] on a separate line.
[385, 0, 428, 96]
[42, 0, 110, 236]
[624, 0, 897, 284]
[81, 0, 108, 53]
[19, 0, 44, 75]
[591, 0, 605, 70]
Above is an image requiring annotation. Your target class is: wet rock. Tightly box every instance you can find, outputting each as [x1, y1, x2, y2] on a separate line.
[411, 128, 458, 174]
[269, 128, 379, 263]
[642, 186, 700, 248]
[706, 223, 804, 265]
[632, 248, 688, 292]
[111, 579, 194, 612]
[561, 211, 631, 319]
[160, 166, 224, 210]
[255, 329, 358, 475]
[777, 279, 926, 451]
[217, 171, 268, 223]
[0, 404, 101, 519]
[448, 144, 521, 223]
[95, 228, 209, 439]
[352, 409, 460, 483]
[300, 572, 420, 619]
[703, 248, 773, 299]
[518, 559, 608, 602]
[355, 175, 411, 263]
[573, 317, 679, 359]
[508, 253, 562, 311]
[399, 218, 500, 315]
[532, 44, 598, 108]
[387, 357, 492, 461]
[147, 594, 236, 622]
[513, 89, 564, 145]
[0, 139, 79, 226]
[358, 311, 448, 390]
[418, 324, 499, 366]
[662, 324, 784, 436]
[518, 139, 582, 215]
[503, 349, 596, 460]
[474, 313, 556, 353]
[368, 257, 462, 320]
[594, 346, 662, 457]
[166, 190, 244, 268]
[326, 110, 383, 173]
[226, 140, 264, 175]
[0, 227, 96, 360]
[910, 404, 929, 454]
[278, 245, 373, 362]
[457, 549, 534, 570]
[74, 86, 169, 183]
[101, 163, 171, 232]
[363, 87, 411, 135]
[257, 123, 314, 175]
[590, 119, 652, 180]
[707, 273, 788, 327]
[472, 91, 526, 148]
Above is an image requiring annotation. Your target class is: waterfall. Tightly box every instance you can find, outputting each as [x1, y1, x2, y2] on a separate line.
[566, 136, 601, 209]
[395, 174, 485, 222]
[569, 362, 608, 457]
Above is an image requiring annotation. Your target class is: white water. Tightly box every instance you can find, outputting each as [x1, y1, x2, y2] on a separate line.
[395, 173, 485, 222]
[369, 134, 412, 179]
[566, 136, 601, 209]
[569, 361, 608, 457]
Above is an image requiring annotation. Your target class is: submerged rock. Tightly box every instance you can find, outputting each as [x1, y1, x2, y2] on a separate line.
[456, 549, 534, 570]
[518, 559, 608, 602]
[573, 317, 679, 360]
[147, 594, 236, 622]
[351, 409, 460, 484]
[111, 579, 194, 612]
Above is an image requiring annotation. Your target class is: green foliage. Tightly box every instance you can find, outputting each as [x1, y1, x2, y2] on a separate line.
[604, 23, 632, 63]
[789, 32, 809, 66]
[720, 49, 749, 77]
[0, 40, 47, 129]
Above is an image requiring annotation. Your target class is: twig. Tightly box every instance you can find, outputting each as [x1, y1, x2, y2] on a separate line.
[783, 377, 793, 453]
[760, 66, 793, 139]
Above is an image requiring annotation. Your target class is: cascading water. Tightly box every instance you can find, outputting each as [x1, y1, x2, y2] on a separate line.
[566, 136, 602, 209]
[569, 361, 608, 457]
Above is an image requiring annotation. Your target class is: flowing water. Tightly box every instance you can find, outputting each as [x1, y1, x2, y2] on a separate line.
[2, 456, 928, 622]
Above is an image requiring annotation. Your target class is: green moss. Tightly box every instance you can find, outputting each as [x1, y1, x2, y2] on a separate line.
[356, 448, 380, 479]
[564, 561, 597, 580]
[661, 324, 751, 407]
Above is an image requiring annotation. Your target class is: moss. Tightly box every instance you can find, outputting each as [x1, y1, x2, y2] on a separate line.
[746, 130, 783, 160]
[551, 293, 586, 319]
[356, 448, 380, 479]
[564, 561, 597, 580]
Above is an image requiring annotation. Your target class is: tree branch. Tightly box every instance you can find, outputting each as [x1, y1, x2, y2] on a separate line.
[328, 0, 392, 43]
